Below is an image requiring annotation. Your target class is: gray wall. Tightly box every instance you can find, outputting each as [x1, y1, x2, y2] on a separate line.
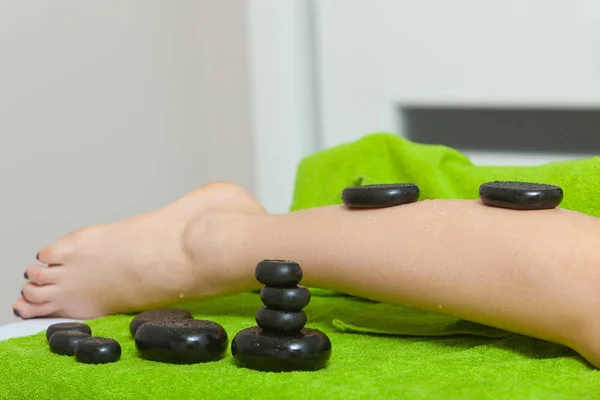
[0, 0, 253, 323]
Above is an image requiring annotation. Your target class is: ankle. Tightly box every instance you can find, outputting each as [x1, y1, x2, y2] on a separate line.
[183, 210, 266, 295]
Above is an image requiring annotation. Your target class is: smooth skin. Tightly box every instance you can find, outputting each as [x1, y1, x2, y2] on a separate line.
[13, 182, 600, 367]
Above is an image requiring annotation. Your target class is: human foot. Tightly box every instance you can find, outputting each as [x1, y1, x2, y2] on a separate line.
[13, 182, 266, 320]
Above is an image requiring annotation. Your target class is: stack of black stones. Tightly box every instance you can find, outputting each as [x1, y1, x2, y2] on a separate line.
[231, 260, 332, 372]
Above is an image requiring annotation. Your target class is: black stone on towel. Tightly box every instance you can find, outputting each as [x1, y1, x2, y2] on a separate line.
[48, 331, 91, 356]
[74, 337, 121, 364]
[129, 308, 193, 337]
[135, 318, 228, 364]
[231, 327, 331, 372]
[342, 183, 420, 209]
[479, 181, 563, 210]
[46, 322, 91, 341]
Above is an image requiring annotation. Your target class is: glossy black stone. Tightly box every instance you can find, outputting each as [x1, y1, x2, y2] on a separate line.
[256, 307, 307, 334]
[46, 322, 92, 341]
[135, 317, 228, 364]
[74, 337, 121, 364]
[260, 286, 311, 311]
[255, 260, 303, 287]
[232, 327, 331, 372]
[342, 183, 420, 209]
[479, 181, 563, 210]
[129, 308, 193, 337]
[48, 331, 91, 356]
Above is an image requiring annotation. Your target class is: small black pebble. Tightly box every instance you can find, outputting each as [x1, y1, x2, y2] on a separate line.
[74, 337, 121, 364]
[260, 286, 311, 311]
[46, 322, 91, 341]
[49, 331, 91, 356]
[479, 181, 563, 210]
[135, 318, 228, 364]
[342, 183, 420, 209]
[256, 307, 307, 334]
[255, 260, 303, 287]
[129, 308, 193, 337]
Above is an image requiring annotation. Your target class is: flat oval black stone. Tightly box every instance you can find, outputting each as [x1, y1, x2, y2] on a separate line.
[342, 183, 420, 209]
[46, 322, 91, 341]
[129, 308, 193, 337]
[260, 286, 311, 311]
[479, 181, 563, 210]
[74, 337, 121, 364]
[255, 307, 306, 334]
[231, 327, 332, 372]
[48, 331, 91, 356]
[135, 317, 228, 364]
[255, 260, 303, 287]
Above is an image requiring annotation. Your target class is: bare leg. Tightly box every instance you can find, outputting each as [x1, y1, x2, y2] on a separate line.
[225, 200, 600, 367]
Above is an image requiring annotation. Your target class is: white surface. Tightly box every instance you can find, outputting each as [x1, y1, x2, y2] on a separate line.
[0, 0, 253, 324]
[0, 319, 79, 341]
[314, 0, 600, 147]
[246, 0, 319, 214]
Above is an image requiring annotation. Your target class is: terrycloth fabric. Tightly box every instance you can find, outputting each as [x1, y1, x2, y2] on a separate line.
[2, 132, 600, 399]
[1, 293, 598, 400]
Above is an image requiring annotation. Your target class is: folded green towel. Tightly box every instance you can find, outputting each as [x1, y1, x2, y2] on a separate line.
[2, 133, 600, 399]
[0, 293, 597, 400]
[291, 132, 600, 217]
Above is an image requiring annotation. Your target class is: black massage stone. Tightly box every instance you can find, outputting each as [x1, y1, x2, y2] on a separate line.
[256, 307, 307, 334]
[46, 322, 91, 341]
[260, 286, 311, 311]
[342, 183, 420, 209]
[232, 259, 331, 372]
[74, 337, 121, 364]
[231, 327, 332, 372]
[255, 260, 303, 287]
[479, 181, 563, 210]
[135, 318, 228, 364]
[129, 308, 193, 337]
[48, 331, 91, 356]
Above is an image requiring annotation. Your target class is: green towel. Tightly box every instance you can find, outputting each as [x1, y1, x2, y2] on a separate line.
[2, 132, 600, 399]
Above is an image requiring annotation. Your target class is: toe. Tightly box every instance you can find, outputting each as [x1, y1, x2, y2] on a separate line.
[21, 282, 57, 304]
[12, 298, 59, 319]
[24, 265, 63, 285]
[37, 243, 68, 265]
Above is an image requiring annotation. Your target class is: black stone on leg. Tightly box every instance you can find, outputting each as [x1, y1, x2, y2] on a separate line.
[342, 183, 420, 209]
[479, 181, 563, 210]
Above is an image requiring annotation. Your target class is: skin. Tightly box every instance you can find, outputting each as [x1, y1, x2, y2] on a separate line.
[13, 182, 600, 367]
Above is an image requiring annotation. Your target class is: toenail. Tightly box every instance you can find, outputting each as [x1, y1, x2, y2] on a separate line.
[13, 308, 21, 318]
[24, 271, 28, 279]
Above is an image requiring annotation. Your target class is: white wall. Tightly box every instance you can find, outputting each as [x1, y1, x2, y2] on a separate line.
[0, 0, 253, 323]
